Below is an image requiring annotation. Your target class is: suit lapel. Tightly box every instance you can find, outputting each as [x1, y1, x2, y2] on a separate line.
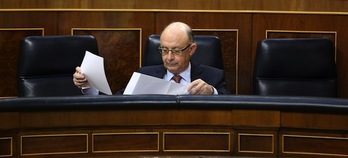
[191, 63, 203, 81]
[154, 65, 167, 78]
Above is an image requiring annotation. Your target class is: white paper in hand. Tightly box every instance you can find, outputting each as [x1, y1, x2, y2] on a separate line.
[80, 51, 112, 95]
[124, 72, 188, 95]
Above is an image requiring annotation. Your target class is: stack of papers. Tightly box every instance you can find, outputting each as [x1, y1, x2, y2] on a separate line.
[124, 72, 188, 95]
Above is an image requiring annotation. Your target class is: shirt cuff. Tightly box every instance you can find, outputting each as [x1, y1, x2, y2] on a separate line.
[81, 87, 99, 95]
[212, 86, 218, 95]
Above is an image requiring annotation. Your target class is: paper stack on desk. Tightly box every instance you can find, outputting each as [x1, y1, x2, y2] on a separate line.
[124, 72, 188, 95]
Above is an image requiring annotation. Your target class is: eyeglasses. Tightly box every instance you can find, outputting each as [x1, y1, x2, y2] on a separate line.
[158, 43, 192, 56]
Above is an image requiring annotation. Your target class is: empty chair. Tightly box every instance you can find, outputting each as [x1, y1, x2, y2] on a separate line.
[253, 38, 337, 97]
[18, 35, 99, 97]
[143, 34, 224, 69]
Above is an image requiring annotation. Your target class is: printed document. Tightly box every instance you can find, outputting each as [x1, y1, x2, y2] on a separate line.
[80, 51, 112, 95]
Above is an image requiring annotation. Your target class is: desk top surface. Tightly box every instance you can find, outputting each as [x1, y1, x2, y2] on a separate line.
[1, 95, 348, 113]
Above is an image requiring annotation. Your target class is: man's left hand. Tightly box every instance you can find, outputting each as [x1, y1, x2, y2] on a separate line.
[187, 79, 214, 95]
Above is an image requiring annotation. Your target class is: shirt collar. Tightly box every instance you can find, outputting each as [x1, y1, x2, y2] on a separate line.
[166, 62, 191, 83]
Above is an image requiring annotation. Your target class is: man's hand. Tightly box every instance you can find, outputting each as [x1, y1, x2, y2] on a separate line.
[187, 79, 214, 95]
[73, 67, 89, 89]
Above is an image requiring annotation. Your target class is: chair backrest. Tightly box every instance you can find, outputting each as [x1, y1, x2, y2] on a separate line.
[143, 34, 224, 69]
[18, 35, 99, 97]
[253, 38, 337, 97]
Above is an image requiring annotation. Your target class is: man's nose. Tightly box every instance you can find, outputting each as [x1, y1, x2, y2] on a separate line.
[167, 51, 175, 58]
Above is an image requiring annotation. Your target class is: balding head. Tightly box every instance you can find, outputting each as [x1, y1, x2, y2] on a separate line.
[161, 22, 194, 43]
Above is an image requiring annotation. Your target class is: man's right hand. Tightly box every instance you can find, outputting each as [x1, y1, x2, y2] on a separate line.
[73, 67, 89, 89]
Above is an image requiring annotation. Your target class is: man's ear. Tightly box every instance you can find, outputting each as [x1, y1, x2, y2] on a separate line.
[189, 43, 197, 56]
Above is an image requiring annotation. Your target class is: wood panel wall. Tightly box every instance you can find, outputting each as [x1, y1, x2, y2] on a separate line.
[1, 1, 348, 97]
[2, 0, 348, 12]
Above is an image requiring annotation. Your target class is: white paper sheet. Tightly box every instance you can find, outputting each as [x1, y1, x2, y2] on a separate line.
[80, 51, 112, 95]
[124, 72, 188, 95]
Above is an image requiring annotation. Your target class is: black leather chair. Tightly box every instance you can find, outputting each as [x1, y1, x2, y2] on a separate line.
[143, 34, 224, 69]
[18, 35, 99, 97]
[253, 38, 337, 97]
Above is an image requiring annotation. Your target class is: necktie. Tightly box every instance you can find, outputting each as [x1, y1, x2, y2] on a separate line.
[172, 75, 182, 83]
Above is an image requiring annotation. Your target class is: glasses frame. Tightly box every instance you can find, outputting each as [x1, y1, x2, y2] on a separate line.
[158, 43, 192, 56]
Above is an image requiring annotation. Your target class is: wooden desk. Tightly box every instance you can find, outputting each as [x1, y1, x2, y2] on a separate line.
[1, 95, 348, 158]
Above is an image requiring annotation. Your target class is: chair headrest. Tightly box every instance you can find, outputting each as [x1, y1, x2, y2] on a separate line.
[18, 35, 99, 77]
[254, 38, 336, 78]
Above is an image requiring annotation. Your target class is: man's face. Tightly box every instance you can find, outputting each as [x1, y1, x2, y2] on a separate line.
[160, 30, 195, 75]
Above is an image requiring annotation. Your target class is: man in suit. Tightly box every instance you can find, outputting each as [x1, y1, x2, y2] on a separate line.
[73, 21, 228, 95]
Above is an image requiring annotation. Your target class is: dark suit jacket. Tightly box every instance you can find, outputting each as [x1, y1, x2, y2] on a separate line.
[117, 63, 229, 95]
